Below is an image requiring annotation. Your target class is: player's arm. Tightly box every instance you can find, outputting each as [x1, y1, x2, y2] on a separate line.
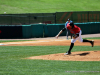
[56, 28, 66, 39]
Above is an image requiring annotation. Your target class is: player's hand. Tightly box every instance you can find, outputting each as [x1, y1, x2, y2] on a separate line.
[55, 35, 58, 39]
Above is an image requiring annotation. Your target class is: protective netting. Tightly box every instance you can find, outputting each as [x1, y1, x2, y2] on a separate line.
[0, 13, 56, 25]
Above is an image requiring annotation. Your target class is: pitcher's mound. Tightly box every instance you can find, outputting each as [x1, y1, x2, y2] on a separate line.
[25, 51, 100, 61]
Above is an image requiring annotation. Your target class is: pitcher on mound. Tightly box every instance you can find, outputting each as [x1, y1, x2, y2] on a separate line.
[56, 22, 94, 55]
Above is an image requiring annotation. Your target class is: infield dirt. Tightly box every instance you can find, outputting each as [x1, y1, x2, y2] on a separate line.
[1, 39, 100, 46]
[25, 51, 100, 61]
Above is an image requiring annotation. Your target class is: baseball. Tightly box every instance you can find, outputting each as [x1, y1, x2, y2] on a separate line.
[4, 12, 6, 14]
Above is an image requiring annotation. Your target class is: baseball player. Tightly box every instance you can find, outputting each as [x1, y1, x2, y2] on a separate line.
[56, 21, 94, 55]
[65, 19, 72, 39]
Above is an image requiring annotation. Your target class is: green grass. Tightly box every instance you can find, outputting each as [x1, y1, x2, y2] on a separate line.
[83, 37, 100, 39]
[0, 46, 100, 75]
[0, 0, 100, 14]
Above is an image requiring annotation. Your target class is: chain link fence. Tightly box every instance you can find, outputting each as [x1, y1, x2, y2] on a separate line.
[0, 11, 100, 25]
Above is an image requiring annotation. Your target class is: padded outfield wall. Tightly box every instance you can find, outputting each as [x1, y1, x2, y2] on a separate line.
[0, 22, 100, 38]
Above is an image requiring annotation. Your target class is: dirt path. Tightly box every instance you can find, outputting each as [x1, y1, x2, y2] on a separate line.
[0, 39, 100, 46]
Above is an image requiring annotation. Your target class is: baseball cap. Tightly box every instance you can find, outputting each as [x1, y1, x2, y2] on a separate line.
[68, 19, 70, 21]
[69, 21, 74, 26]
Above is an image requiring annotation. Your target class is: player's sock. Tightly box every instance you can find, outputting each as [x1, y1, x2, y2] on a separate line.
[67, 43, 74, 53]
[83, 39, 94, 47]
[83, 39, 92, 43]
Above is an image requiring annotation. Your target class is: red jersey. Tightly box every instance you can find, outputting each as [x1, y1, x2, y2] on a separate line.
[67, 23, 81, 34]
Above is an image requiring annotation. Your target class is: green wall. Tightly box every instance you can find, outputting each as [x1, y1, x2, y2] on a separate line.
[0, 22, 100, 38]
[22, 22, 100, 38]
[22, 25, 32, 38]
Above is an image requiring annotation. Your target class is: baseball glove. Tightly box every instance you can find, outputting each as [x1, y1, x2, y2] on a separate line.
[72, 33, 79, 39]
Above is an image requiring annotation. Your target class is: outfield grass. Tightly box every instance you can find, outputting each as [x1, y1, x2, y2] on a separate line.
[0, 0, 100, 14]
[0, 46, 100, 75]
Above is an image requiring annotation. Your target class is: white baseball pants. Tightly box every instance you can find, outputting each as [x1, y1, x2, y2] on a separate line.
[71, 30, 83, 43]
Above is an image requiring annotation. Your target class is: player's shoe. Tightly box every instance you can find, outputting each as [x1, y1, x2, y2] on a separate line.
[64, 52, 71, 55]
[91, 40, 94, 47]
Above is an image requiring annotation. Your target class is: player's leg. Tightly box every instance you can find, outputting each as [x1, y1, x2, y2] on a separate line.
[77, 30, 83, 42]
[77, 30, 94, 47]
[83, 39, 94, 47]
[65, 30, 82, 55]
[64, 37, 78, 55]
[64, 43, 74, 55]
